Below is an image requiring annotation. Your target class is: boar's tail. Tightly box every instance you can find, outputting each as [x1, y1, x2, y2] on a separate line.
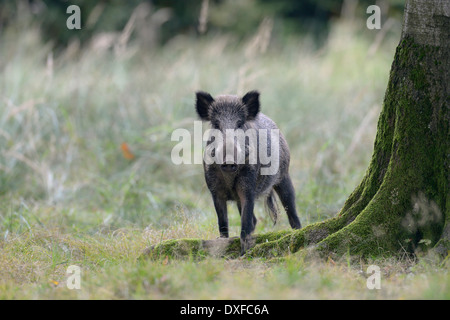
[264, 190, 278, 225]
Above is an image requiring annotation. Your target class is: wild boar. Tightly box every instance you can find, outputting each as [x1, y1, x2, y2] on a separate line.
[195, 90, 301, 254]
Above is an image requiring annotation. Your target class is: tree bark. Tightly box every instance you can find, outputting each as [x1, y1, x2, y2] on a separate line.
[142, 0, 450, 261]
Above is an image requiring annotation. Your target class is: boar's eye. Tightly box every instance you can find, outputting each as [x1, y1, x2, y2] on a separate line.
[211, 120, 220, 129]
[236, 120, 244, 128]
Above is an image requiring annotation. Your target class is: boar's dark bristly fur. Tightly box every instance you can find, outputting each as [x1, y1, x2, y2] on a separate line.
[195, 90, 302, 255]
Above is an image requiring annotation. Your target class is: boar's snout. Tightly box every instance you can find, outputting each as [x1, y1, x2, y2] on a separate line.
[220, 163, 238, 173]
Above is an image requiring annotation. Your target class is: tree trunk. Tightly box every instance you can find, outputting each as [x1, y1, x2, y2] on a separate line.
[142, 0, 449, 261]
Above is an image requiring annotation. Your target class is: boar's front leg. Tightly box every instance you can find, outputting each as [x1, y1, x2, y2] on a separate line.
[236, 201, 257, 229]
[212, 195, 229, 238]
[239, 193, 256, 255]
[237, 176, 257, 255]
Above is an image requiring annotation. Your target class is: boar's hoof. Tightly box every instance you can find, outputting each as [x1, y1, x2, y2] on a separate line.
[240, 236, 255, 256]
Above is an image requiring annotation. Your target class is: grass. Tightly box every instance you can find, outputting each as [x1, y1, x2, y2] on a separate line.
[0, 11, 449, 299]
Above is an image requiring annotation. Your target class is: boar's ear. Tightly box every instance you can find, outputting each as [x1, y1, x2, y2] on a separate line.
[195, 91, 214, 121]
[242, 90, 260, 120]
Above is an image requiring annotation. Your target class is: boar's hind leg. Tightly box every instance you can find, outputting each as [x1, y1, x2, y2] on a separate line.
[274, 176, 302, 229]
[213, 196, 229, 238]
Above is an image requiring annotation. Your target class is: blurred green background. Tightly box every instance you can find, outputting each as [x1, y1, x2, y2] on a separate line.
[1, 0, 404, 46]
[0, 0, 403, 238]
